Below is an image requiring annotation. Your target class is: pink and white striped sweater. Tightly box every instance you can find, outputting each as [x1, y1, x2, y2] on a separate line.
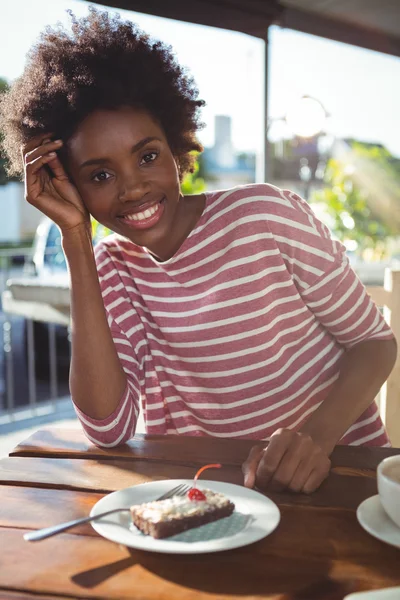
[74, 183, 393, 447]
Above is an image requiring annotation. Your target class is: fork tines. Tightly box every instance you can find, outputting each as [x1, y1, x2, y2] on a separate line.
[156, 483, 191, 501]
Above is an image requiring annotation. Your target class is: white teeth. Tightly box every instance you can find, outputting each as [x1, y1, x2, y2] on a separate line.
[124, 203, 159, 222]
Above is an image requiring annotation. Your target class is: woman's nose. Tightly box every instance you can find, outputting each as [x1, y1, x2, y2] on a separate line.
[118, 175, 150, 203]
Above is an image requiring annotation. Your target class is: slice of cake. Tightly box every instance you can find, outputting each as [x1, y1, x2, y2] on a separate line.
[130, 464, 235, 539]
[130, 488, 235, 539]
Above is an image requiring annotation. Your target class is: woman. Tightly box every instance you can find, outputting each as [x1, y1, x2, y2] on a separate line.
[0, 9, 396, 494]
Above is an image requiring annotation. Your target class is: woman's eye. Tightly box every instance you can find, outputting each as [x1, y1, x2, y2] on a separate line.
[140, 152, 158, 165]
[92, 171, 111, 182]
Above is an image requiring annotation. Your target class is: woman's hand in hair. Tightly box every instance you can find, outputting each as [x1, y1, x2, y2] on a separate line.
[22, 135, 90, 234]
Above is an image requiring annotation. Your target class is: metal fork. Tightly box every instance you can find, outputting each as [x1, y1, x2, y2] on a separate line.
[24, 483, 191, 542]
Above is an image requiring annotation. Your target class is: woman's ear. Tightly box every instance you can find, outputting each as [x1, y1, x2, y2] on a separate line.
[174, 156, 184, 183]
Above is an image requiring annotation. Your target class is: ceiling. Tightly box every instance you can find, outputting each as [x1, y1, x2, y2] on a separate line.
[88, 0, 400, 57]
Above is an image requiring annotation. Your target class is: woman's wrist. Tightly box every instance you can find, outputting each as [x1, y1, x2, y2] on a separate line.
[61, 221, 93, 255]
[61, 221, 97, 279]
[299, 420, 337, 456]
[61, 221, 92, 242]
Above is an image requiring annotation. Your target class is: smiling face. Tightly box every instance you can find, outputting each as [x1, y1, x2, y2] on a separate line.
[66, 106, 198, 261]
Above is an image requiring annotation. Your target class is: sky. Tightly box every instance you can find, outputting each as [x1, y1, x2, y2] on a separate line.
[1, 0, 400, 157]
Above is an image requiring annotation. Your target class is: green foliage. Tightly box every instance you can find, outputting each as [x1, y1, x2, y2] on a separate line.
[180, 153, 206, 195]
[0, 77, 10, 185]
[91, 219, 111, 244]
[310, 144, 400, 259]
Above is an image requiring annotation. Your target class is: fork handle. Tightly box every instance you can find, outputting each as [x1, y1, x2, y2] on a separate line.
[24, 508, 131, 542]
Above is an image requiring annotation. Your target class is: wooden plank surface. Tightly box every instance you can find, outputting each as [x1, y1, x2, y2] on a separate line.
[0, 456, 216, 492]
[1, 505, 399, 600]
[10, 428, 400, 470]
[1, 428, 398, 600]
[0, 486, 103, 536]
[0, 484, 373, 545]
[0, 456, 381, 510]
[0, 592, 76, 600]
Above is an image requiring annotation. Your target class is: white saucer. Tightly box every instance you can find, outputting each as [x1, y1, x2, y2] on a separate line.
[344, 587, 400, 599]
[357, 495, 400, 549]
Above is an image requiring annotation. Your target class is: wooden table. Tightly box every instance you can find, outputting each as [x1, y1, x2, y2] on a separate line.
[0, 428, 399, 600]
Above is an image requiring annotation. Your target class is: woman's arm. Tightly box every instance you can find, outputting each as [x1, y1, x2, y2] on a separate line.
[22, 135, 138, 436]
[300, 337, 397, 454]
[243, 337, 396, 494]
[243, 188, 396, 493]
[63, 223, 129, 420]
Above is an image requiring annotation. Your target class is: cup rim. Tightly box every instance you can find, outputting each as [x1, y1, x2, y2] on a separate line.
[378, 455, 400, 487]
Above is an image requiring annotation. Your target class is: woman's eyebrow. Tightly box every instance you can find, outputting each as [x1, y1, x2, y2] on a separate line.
[79, 136, 162, 170]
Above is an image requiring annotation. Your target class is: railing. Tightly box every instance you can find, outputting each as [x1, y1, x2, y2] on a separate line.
[367, 268, 400, 446]
[0, 248, 72, 431]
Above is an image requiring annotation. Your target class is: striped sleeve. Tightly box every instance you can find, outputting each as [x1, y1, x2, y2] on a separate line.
[74, 378, 139, 448]
[272, 190, 394, 348]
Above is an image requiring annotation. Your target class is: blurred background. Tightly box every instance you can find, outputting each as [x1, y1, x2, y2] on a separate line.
[1, 0, 400, 450]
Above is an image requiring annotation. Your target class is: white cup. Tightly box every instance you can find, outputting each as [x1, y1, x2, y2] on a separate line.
[377, 455, 400, 528]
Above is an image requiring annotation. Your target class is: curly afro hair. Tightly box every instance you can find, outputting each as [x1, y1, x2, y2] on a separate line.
[0, 8, 205, 180]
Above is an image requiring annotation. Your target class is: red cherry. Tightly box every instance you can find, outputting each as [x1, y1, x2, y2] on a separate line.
[187, 488, 206, 501]
[187, 463, 222, 501]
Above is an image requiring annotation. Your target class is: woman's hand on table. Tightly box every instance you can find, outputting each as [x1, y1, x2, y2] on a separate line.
[242, 428, 331, 494]
[22, 134, 90, 233]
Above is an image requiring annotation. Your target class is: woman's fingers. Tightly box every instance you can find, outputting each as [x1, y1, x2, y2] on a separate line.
[26, 151, 57, 175]
[20, 136, 89, 232]
[301, 458, 331, 494]
[243, 431, 295, 490]
[255, 429, 295, 489]
[25, 152, 59, 203]
[24, 138, 69, 203]
[242, 445, 265, 488]
[24, 139, 63, 165]
[243, 429, 332, 494]
[286, 455, 316, 493]
[288, 448, 331, 493]
[47, 152, 69, 181]
[21, 133, 55, 160]
[265, 435, 307, 492]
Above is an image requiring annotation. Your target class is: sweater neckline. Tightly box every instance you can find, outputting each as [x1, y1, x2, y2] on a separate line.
[143, 190, 215, 266]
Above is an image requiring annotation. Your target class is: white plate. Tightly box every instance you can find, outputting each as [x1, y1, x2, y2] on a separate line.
[357, 495, 400, 549]
[90, 479, 280, 554]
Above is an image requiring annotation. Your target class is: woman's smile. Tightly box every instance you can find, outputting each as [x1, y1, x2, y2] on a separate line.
[118, 196, 166, 230]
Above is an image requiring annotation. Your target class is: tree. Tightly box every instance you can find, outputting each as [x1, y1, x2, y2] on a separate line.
[180, 152, 206, 195]
[0, 77, 12, 185]
[310, 142, 400, 259]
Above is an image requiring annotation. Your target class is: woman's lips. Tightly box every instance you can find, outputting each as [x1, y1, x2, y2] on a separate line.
[119, 198, 165, 231]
